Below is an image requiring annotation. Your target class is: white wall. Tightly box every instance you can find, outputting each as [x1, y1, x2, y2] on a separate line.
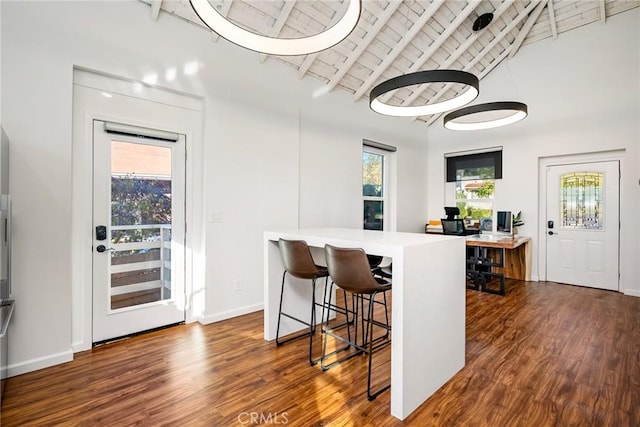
[298, 86, 428, 232]
[0, 1, 428, 373]
[426, 10, 640, 294]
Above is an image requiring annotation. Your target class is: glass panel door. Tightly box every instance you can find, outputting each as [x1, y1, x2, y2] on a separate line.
[92, 121, 185, 343]
[546, 162, 618, 290]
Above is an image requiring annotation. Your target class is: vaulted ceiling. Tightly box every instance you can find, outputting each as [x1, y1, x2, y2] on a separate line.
[144, 0, 638, 125]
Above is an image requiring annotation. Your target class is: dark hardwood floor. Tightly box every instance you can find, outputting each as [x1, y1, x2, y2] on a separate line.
[2, 280, 639, 426]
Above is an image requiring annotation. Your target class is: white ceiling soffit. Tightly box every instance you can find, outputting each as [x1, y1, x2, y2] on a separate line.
[149, 0, 638, 125]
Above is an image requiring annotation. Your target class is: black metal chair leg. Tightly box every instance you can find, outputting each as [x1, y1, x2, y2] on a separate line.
[380, 292, 390, 340]
[275, 270, 289, 346]
[367, 292, 391, 401]
[308, 278, 317, 366]
[320, 285, 358, 371]
[310, 278, 317, 334]
[276, 271, 313, 348]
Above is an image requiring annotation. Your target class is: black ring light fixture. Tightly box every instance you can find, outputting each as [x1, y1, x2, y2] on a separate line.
[189, 0, 361, 56]
[369, 70, 479, 117]
[443, 101, 528, 131]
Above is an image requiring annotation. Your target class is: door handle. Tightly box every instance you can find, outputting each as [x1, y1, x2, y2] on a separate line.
[548, 231, 556, 236]
[96, 245, 116, 253]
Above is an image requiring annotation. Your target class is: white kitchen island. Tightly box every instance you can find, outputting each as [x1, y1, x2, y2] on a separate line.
[264, 228, 466, 420]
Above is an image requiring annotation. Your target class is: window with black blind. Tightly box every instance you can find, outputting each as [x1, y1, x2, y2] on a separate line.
[445, 150, 502, 225]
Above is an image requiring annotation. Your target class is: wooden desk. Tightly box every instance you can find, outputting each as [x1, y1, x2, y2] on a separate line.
[465, 236, 532, 281]
[264, 228, 465, 420]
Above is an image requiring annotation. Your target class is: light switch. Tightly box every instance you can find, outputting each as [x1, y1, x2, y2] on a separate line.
[209, 209, 222, 223]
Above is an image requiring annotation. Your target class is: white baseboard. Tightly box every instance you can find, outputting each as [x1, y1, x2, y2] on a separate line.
[199, 303, 263, 325]
[72, 340, 92, 354]
[624, 288, 640, 297]
[8, 349, 74, 377]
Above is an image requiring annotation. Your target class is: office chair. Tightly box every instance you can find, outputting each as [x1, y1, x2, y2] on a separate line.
[441, 218, 478, 236]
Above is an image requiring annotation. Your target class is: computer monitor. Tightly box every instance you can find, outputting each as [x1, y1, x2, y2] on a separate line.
[497, 211, 512, 233]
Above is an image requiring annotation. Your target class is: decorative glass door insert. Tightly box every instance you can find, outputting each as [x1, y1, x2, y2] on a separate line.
[559, 172, 604, 230]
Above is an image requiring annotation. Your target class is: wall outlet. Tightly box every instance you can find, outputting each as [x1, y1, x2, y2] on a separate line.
[233, 279, 242, 291]
[209, 209, 222, 223]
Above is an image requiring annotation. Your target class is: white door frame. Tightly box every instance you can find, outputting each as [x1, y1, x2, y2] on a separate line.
[538, 150, 624, 288]
[71, 69, 205, 352]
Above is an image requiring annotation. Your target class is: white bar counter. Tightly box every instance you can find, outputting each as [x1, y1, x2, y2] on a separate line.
[264, 228, 465, 420]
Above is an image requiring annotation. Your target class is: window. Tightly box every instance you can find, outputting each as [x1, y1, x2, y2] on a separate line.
[362, 141, 395, 231]
[445, 150, 502, 224]
[363, 149, 385, 230]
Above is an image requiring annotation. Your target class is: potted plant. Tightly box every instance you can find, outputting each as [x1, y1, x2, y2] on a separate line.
[512, 211, 524, 236]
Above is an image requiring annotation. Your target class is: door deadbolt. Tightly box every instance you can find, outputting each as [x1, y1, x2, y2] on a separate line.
[96, 225, 107, 241]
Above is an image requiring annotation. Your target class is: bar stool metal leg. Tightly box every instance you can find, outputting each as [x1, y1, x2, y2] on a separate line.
[366, 292, 391, 401]
[320, 283, 358, 371]
[276, 271, 326, 366]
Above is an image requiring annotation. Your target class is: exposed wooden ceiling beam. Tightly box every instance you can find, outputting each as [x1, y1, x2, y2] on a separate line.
[259, 1, 296, 63]
[150, 0, 162, 22]
[324, 1, 402, 92]
[403, 0, 538, 109]
[548, 0, 558, 39]
[351, 0, 447, 101]
[600, 0, 607, 23]
[509, 0, 549, 59]
[297, 0, 354, 79]
[296, 53, 317, 79]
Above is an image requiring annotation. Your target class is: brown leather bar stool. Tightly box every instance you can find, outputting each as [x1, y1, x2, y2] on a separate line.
[276, 239, 330, 366]
[323, 244, 392, 401]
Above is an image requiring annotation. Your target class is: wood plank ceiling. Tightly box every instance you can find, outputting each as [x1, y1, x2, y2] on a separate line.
[147, 0, 638, 126]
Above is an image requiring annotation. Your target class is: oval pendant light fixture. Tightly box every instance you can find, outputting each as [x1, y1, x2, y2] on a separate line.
[443, 101, 528, 130]
[369, 70, 479, 117]
[189, 0, 361, 56]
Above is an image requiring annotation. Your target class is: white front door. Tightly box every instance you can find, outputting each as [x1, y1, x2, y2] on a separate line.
[92, 120, 186, 343]
[546, 161, 619, 290]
